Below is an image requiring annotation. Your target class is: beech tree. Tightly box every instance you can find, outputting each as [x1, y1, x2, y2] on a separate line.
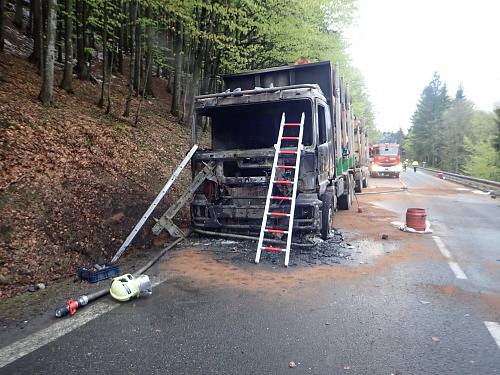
[60, 0, 74, 93]
[39, 0, 58, 106]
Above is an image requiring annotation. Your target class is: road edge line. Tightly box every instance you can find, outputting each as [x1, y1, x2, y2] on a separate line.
[0, 277, 167, 369]
[447, 261, 468, 280]
[432, 236, 451, 259]
[484, 321, 500, 350]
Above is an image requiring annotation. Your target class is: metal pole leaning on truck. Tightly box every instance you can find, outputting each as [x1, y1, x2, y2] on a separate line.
[110, 144, 198, 263]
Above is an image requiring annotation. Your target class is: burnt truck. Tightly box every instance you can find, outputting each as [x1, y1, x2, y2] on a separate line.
[353, 118, 369, 192]
[190, 61, 358, 240]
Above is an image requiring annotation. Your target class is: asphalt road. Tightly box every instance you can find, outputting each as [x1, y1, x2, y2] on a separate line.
[1, 170, 499, 374]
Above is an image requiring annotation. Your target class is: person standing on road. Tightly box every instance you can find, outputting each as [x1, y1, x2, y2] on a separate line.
[412, 160, 419, 172]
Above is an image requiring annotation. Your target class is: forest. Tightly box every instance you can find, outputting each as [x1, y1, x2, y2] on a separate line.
[0, 0, 375, 131]
[404, 73, 500, 181]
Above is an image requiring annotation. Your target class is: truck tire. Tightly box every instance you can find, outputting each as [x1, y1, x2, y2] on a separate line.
[338, 178, 352, 210]
[320, 193, 333, 240]
[349, 174, 355, 204]
[362, 177, 368, 188]
[354, 176, 362, 193]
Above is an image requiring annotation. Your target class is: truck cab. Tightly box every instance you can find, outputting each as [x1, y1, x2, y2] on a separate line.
[369, 143, 402, 178]
[190, 62, 356, 239]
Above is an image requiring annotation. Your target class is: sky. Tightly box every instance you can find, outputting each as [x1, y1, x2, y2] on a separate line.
[345, 0, 500, 132]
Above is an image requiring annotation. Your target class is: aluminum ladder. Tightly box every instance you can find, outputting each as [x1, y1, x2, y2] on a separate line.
[255, 112, 305, 267]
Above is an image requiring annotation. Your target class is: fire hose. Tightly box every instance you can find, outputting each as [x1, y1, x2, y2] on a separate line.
[55, 236, 185, 318]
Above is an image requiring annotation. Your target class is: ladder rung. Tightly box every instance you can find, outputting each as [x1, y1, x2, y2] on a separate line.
[268, 212, 290, 217]
[276, 165, 295, 170]
[279, 150, 297, 154]
[281, 136, 299, 140]
[270, 196, 292, 200]
[284, 123, 301, 127]
[262, 246, 286, 252]
[274, 180, 293, 185]
[265, 228, 288, 234]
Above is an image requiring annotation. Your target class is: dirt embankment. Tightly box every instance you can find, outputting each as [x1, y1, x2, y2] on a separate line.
[0, 49, 206, 298]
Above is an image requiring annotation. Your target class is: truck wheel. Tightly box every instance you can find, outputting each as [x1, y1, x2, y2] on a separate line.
[362, 177, 368, 188]
[320, 193, 333, 240]
[338, 179, 352, 210]
[349, 175, 355, 204]
[354, 177, 362, 193]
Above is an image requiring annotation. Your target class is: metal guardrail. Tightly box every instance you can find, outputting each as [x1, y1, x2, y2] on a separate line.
[420, 167, 500, 191]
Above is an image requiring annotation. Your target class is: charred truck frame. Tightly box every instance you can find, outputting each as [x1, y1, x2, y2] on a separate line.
[190, 61, 360, 240]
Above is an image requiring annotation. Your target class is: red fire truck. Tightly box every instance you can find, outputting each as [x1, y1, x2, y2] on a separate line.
[369, 143, 402, 178]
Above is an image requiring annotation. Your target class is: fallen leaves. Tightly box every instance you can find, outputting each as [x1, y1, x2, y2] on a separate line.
[0, 53, 208, 299]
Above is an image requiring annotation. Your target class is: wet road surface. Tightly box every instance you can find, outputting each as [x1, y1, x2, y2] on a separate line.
[1, 170, 499, 374]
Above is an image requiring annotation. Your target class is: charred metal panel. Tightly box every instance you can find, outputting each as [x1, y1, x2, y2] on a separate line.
[223, 61, 334, 106]
[197, 99, 314, 150]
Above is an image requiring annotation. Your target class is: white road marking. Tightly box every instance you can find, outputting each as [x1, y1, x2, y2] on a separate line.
[484, 321, 500, 350]
[0, 302, 117, 368]
[455, 187, 470, 191]
[447, 261, 468, 279]
[0, 277, 167, 368]
[432, 236, 451, 259]
[432, 236, 468, 279]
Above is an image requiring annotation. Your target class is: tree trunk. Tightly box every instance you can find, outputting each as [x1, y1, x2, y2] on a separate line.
[0, 0, 5, 53]
[14, 0, 23, 29]
[144, 5, 154, 96]
[117, 0, 124, 74]
[27, 0, 33, 35]
[170, 20, 183, 117]
[98, 0, 108, 107]
[60, 0, 73, 93]
[123, 0, 137, 117]
[189, 41, 204, 127]
[122, 0, 128, 53]
[29, 0, 43, 71]
[76, 0, 89, 80]
[133, 4, 141, 93]
[165, 27, 173, 94]
[105, 47, 114, 114]
[56, 18, 63, 63]
[180, 40, 193, 123]
[39, 0, 57, 106]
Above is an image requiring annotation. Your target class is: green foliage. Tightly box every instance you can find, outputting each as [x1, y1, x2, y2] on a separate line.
[410, 72, 450, 166]
[463, 137, 500, 181]
[440, 94, 474, 173]
[492, 107, 500, 153]
[407, 77, 499, 181]
[50, 0, 374, 136]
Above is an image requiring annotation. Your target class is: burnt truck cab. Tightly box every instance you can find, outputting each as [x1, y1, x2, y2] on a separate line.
[190, 62, 352, 237]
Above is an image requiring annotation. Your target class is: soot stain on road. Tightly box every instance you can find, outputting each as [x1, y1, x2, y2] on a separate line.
[159, 202, 435, 298]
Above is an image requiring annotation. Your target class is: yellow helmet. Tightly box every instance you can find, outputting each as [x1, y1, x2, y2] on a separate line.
[110, 274, 140, 301]
[110, 274, 153, 302]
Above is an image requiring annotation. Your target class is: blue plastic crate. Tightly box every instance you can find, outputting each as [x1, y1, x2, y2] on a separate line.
[78, 264, 120, 283]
